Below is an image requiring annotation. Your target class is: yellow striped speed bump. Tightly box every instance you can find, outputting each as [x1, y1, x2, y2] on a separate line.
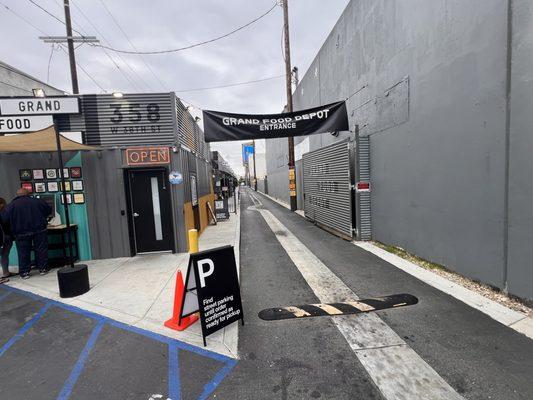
[258, 294, 418, 321]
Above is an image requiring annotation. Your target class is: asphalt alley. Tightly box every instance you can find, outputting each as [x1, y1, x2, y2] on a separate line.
[0, 285, 236, 400]
[212, 189, 533, 400]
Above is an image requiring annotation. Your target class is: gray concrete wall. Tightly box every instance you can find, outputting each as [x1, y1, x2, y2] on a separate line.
[265, 0, 533, 298]
[265, 137, 290, 204]
[0, 61, 65, 96]
[507, 0, 533, 300]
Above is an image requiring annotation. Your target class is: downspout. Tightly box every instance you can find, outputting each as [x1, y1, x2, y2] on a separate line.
[503, 0, 513, 292]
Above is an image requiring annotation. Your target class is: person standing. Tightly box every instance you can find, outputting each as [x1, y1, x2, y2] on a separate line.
[0, 197, 13, 284]
[0, 188, 52, 279]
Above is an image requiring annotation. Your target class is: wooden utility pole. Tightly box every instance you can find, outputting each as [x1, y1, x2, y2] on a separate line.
[63, 0, 79, 94]
[282, 0, 297, 211]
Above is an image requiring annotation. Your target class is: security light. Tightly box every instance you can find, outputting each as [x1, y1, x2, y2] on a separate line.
[32, 88, 45, 97]
[112, 92, 124, 98]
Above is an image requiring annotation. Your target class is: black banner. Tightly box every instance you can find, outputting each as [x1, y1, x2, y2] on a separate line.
[203, 101, 349, 142]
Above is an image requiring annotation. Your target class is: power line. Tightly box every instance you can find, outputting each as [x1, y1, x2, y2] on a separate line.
[175, 74, 285, 93]
[92, 1, 279, 55]
[68, 0, 146, 92]
[98, 0, 164, 91]
[1, 1, 47, 35]
[58, 46, 106, 92]
[26, 0, 82, 36]
[2, 1, 107, 93]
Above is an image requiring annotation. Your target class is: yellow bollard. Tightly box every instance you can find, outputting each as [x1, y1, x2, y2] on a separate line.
[188, 229, 199, 253]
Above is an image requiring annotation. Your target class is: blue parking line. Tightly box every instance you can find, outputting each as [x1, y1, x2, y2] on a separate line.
[198, 359, 238, 400]
[168, 343, 181, 400]
[1, 285, 238, 398]
[0, 302, 51, 357]
[56, 319, 105, 400]
[1, 285, 233, 364]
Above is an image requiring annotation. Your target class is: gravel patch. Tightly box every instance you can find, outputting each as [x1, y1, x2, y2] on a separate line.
[374, 242, 532, 316]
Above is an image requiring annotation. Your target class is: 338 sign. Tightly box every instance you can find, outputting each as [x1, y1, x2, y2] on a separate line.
[109, 103, 161, 124]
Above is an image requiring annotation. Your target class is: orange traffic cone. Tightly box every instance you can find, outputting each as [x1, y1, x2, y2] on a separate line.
[164, 270, 199, 331]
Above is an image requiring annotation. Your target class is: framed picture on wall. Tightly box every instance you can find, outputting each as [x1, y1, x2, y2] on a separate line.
[21, 182, 33, 193]
[72, 180, 83, 191]
[73, 193, 85, 204]
[58, 168, 69, 179]
[19, 169, 32, 181]
[70, 167, 82, 178]
[34, 182, 46, 193]
[47, 182, 59, 192]
[46, 169, 57, 179]
[32, 169, 44, 180]
[60, 194, 72, 204]
[59, 181, 71, 192]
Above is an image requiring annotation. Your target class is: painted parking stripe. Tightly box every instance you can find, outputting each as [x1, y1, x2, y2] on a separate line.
[56, 319, 106, 400]
[0, 302, 51, 358]
[250, 192, 464, 400]
[0, 285, 238, 399]
[168, 343, 181, 400]
[258, 294, 418, 320]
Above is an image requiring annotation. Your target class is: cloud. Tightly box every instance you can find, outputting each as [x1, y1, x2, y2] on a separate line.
[0, 0, 349, 174]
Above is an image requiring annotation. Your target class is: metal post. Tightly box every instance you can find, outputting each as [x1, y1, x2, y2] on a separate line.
[282, 0, 297, 211]
[54, 120, 75, 268]
[63, 0, 79, 94]
[252, 139, 257, 191]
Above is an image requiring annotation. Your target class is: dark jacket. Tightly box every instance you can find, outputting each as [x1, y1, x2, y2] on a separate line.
[0, 195, 51, 237]
[0, 217, 11, 245]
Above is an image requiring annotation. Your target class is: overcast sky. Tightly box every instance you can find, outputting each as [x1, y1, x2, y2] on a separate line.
[0, 0, 348, 176]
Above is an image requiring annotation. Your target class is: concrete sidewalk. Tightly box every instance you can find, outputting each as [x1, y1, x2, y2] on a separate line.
[4, 207, 241, 358]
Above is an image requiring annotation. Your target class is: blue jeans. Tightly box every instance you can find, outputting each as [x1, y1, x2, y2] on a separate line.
[16, 231, 48, 275]
[1, 235, 13, 276]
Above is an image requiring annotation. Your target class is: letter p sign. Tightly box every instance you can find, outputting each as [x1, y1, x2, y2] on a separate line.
[197, 258, 214, 288]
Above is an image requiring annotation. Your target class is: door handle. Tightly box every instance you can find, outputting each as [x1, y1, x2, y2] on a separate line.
[133, 212, 140, 217]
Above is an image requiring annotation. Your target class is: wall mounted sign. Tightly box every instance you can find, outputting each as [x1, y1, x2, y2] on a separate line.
[72, 181, 84, 191]
[60, 194, 72, 204]
[20, 182, 33, 193]
[180, 245, 243, 346]
[73, 193, 85, 204]
[0, 97, 79, 115]
[169, 171, 183, 185]
[46, 169, 57, 179]
[0, 115, 53, 133]
[70, 167, 82, 178]
[58, 168, 69, 178]
[34, 182, 46, 193]
[125, 146, 170, 166]
[32, 169, 44, 180]
[190, 175, 198, 206]
[56, 93, 175, 147]
[203, 101, 349, 142]
[19, 169, 32, 181]
[47, 182, 59, 192]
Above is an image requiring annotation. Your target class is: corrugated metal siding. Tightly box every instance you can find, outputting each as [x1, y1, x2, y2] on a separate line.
[356, 134, 371, 240]
[82, 150, 131, 258]
[303, 140, 352, 238]
[197, 158, 212, 198]
[58, 93, 176, 147]
[176, 99, 196, 151]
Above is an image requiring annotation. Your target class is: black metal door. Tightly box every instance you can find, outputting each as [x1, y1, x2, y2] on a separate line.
[128, 169, 173, 253]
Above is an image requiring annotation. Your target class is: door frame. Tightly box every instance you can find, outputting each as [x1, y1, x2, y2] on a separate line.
[124, 167, 176, 256]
